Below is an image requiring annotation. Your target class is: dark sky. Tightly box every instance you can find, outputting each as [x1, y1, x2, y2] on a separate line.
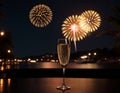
[0, 0, 120, 57]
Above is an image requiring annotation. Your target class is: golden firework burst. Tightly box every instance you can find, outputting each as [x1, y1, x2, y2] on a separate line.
[62, 15, 87, 42]
[29, 4, 52, 28]
[62, 15, 88, 51]
[80, 10, 101, 32]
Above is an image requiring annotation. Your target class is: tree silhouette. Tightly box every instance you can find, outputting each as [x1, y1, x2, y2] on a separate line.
[96, 6, 120, 55]
[0, 3, 14, 62]
[0, 3, 5, 23]
[0, 30, 14, 61]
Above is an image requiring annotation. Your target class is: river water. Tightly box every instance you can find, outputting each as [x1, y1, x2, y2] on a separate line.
[3, 62, 120, 69]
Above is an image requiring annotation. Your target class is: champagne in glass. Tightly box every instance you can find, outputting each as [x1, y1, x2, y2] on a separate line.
[57, 38, 70, 91]
[57, 44, 70, 67]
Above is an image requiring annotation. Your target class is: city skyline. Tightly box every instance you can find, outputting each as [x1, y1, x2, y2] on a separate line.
[0, 0, 120, 57]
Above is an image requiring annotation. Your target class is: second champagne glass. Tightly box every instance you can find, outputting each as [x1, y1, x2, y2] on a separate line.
[57, 38, 71, 91]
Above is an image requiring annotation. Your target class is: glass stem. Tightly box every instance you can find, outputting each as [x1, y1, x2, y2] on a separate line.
[62, 67, 65, 85]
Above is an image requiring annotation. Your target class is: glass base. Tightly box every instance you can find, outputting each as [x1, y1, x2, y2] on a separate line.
[56, 84, 70, 91]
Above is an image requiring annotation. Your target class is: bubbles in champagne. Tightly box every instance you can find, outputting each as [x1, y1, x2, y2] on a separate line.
[57, 44, 70, 67]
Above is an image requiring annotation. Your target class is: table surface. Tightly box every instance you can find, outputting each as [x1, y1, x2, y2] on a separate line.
[1, 77, 120, 93]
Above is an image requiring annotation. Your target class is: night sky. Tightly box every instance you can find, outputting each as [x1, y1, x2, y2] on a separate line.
[0, 0, 120, 57]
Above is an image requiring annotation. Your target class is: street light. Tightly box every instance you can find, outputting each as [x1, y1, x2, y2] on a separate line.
[94, 52, 97, 56]
[88, 53, 91, 56]
[7, 49, 11, 54]
[0, 31, 5, 36]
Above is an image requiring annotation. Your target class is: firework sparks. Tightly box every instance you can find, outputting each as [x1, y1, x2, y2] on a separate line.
[62, 15, 87, 51]
[80, 10, 101, 32]
[29, 4, 52, 28]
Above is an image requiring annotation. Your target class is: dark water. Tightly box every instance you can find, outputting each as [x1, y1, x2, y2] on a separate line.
[0, 62, 120, 93]
[2, 62, 120, 70]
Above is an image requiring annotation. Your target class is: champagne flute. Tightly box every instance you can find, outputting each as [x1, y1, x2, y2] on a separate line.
[57, 38, 71, 91]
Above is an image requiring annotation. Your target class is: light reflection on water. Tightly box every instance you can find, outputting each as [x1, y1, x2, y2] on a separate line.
[0, 62, 102, 70]
[68, 63, 102, 69]
[0, 78, 11, 93]
[0, 78, 120, 93]
[1, 62, 120, 70]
